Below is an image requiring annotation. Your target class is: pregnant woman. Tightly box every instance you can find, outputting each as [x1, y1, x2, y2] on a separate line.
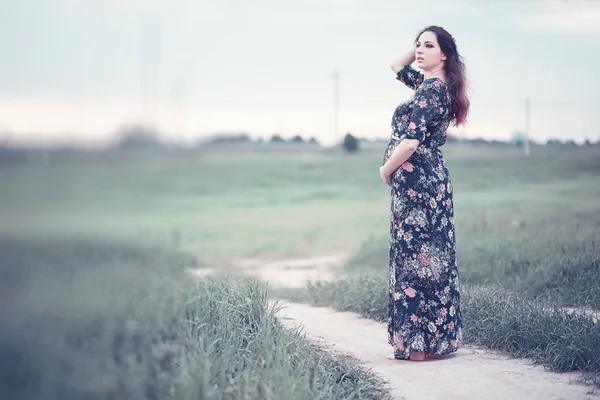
[379, 25, 470, 361]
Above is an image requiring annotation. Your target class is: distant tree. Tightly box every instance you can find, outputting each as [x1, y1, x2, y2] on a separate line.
[308, 137, 319, 145]
[207, 133, 251, 144]
[511, 131, 526, 147]
[342, 132, 359, 152]
[468, 137, 489, 145]
[114, 124, 161, 150]
[291, 134, 304, 143]
[564, 139, 578, 147]
[270, 134, 285, 143]
[584, 138, 592, 147]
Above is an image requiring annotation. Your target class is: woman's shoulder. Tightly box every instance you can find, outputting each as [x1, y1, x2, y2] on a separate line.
[419, 77, 447, 90]
[415, 78, 449, 99]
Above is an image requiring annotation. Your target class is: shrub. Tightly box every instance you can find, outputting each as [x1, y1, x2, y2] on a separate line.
[342, 133, 359, 152]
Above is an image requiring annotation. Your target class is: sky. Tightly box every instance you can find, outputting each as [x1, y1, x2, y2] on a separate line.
[0, 0, 599, 147]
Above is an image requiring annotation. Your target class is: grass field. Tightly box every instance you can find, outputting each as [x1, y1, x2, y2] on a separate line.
[1, 148, 391, 260]
[0, 237, 391, 399]
[2, 142, 600, 394]
[5, 145, 599, 262]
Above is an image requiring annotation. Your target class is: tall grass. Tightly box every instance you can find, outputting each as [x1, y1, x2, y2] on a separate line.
[461, 284, 600, 375]
[345, 221, 600, 309]
[0, 237, 391, 400]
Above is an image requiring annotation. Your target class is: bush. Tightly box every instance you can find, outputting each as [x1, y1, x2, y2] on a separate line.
[342, 133, 359, 152]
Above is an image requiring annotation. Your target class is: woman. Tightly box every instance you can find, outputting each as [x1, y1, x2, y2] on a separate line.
[379, 25, 470, 361]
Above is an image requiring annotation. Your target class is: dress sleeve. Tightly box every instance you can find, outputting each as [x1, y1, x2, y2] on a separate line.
[396, 65, 424, 90]
[404, 85, 444, 143]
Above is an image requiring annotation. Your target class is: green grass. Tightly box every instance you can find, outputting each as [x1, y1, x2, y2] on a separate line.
[346, 223, 600, 309]
[2, 143, 600, 392]
[0, 150, 389, 260]
[0, 237, 391, 400]
[2, 145, 599, 264]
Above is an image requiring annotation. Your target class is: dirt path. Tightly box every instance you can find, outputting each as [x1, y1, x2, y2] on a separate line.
[230, 253, 348, 288]
[276, 301, 596, 400]
[192, 253, 598, 400]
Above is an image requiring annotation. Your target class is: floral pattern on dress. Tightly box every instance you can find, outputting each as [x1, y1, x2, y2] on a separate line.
[382, 65, 463, 359]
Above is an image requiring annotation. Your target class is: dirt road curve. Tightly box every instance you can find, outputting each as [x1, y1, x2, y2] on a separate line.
[276, 301, 597, 400]
[192, 253, 598, 400]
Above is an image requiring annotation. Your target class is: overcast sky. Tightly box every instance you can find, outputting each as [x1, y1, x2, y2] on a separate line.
[1, 0, 599, 146]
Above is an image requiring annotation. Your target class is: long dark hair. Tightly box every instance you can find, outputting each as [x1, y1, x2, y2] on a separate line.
[415, 25, 470, 127]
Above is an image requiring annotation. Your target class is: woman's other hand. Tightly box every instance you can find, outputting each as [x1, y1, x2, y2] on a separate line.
[380, 165, 393, 187]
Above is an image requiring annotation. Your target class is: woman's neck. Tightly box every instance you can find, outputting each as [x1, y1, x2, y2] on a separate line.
[424, 67, 446, 82]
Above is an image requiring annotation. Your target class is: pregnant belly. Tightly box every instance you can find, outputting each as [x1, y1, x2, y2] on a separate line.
[383, 137, 401, 165]
[383, 138, 443, 166]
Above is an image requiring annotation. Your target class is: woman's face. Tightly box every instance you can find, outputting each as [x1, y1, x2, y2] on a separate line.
[414, 31, 446, 72]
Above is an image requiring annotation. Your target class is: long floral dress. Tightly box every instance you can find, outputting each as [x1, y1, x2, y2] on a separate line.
[382, 65, 463, 359]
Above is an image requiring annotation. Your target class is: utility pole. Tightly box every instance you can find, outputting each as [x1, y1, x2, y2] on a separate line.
[138, 12, 161, 128]
[332, 69, 340, 145]
[524, 97, 531, 156]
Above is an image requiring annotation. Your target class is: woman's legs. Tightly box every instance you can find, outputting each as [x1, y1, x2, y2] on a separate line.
[409, 352, 425, 361]
[387, 352, 440, 361]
